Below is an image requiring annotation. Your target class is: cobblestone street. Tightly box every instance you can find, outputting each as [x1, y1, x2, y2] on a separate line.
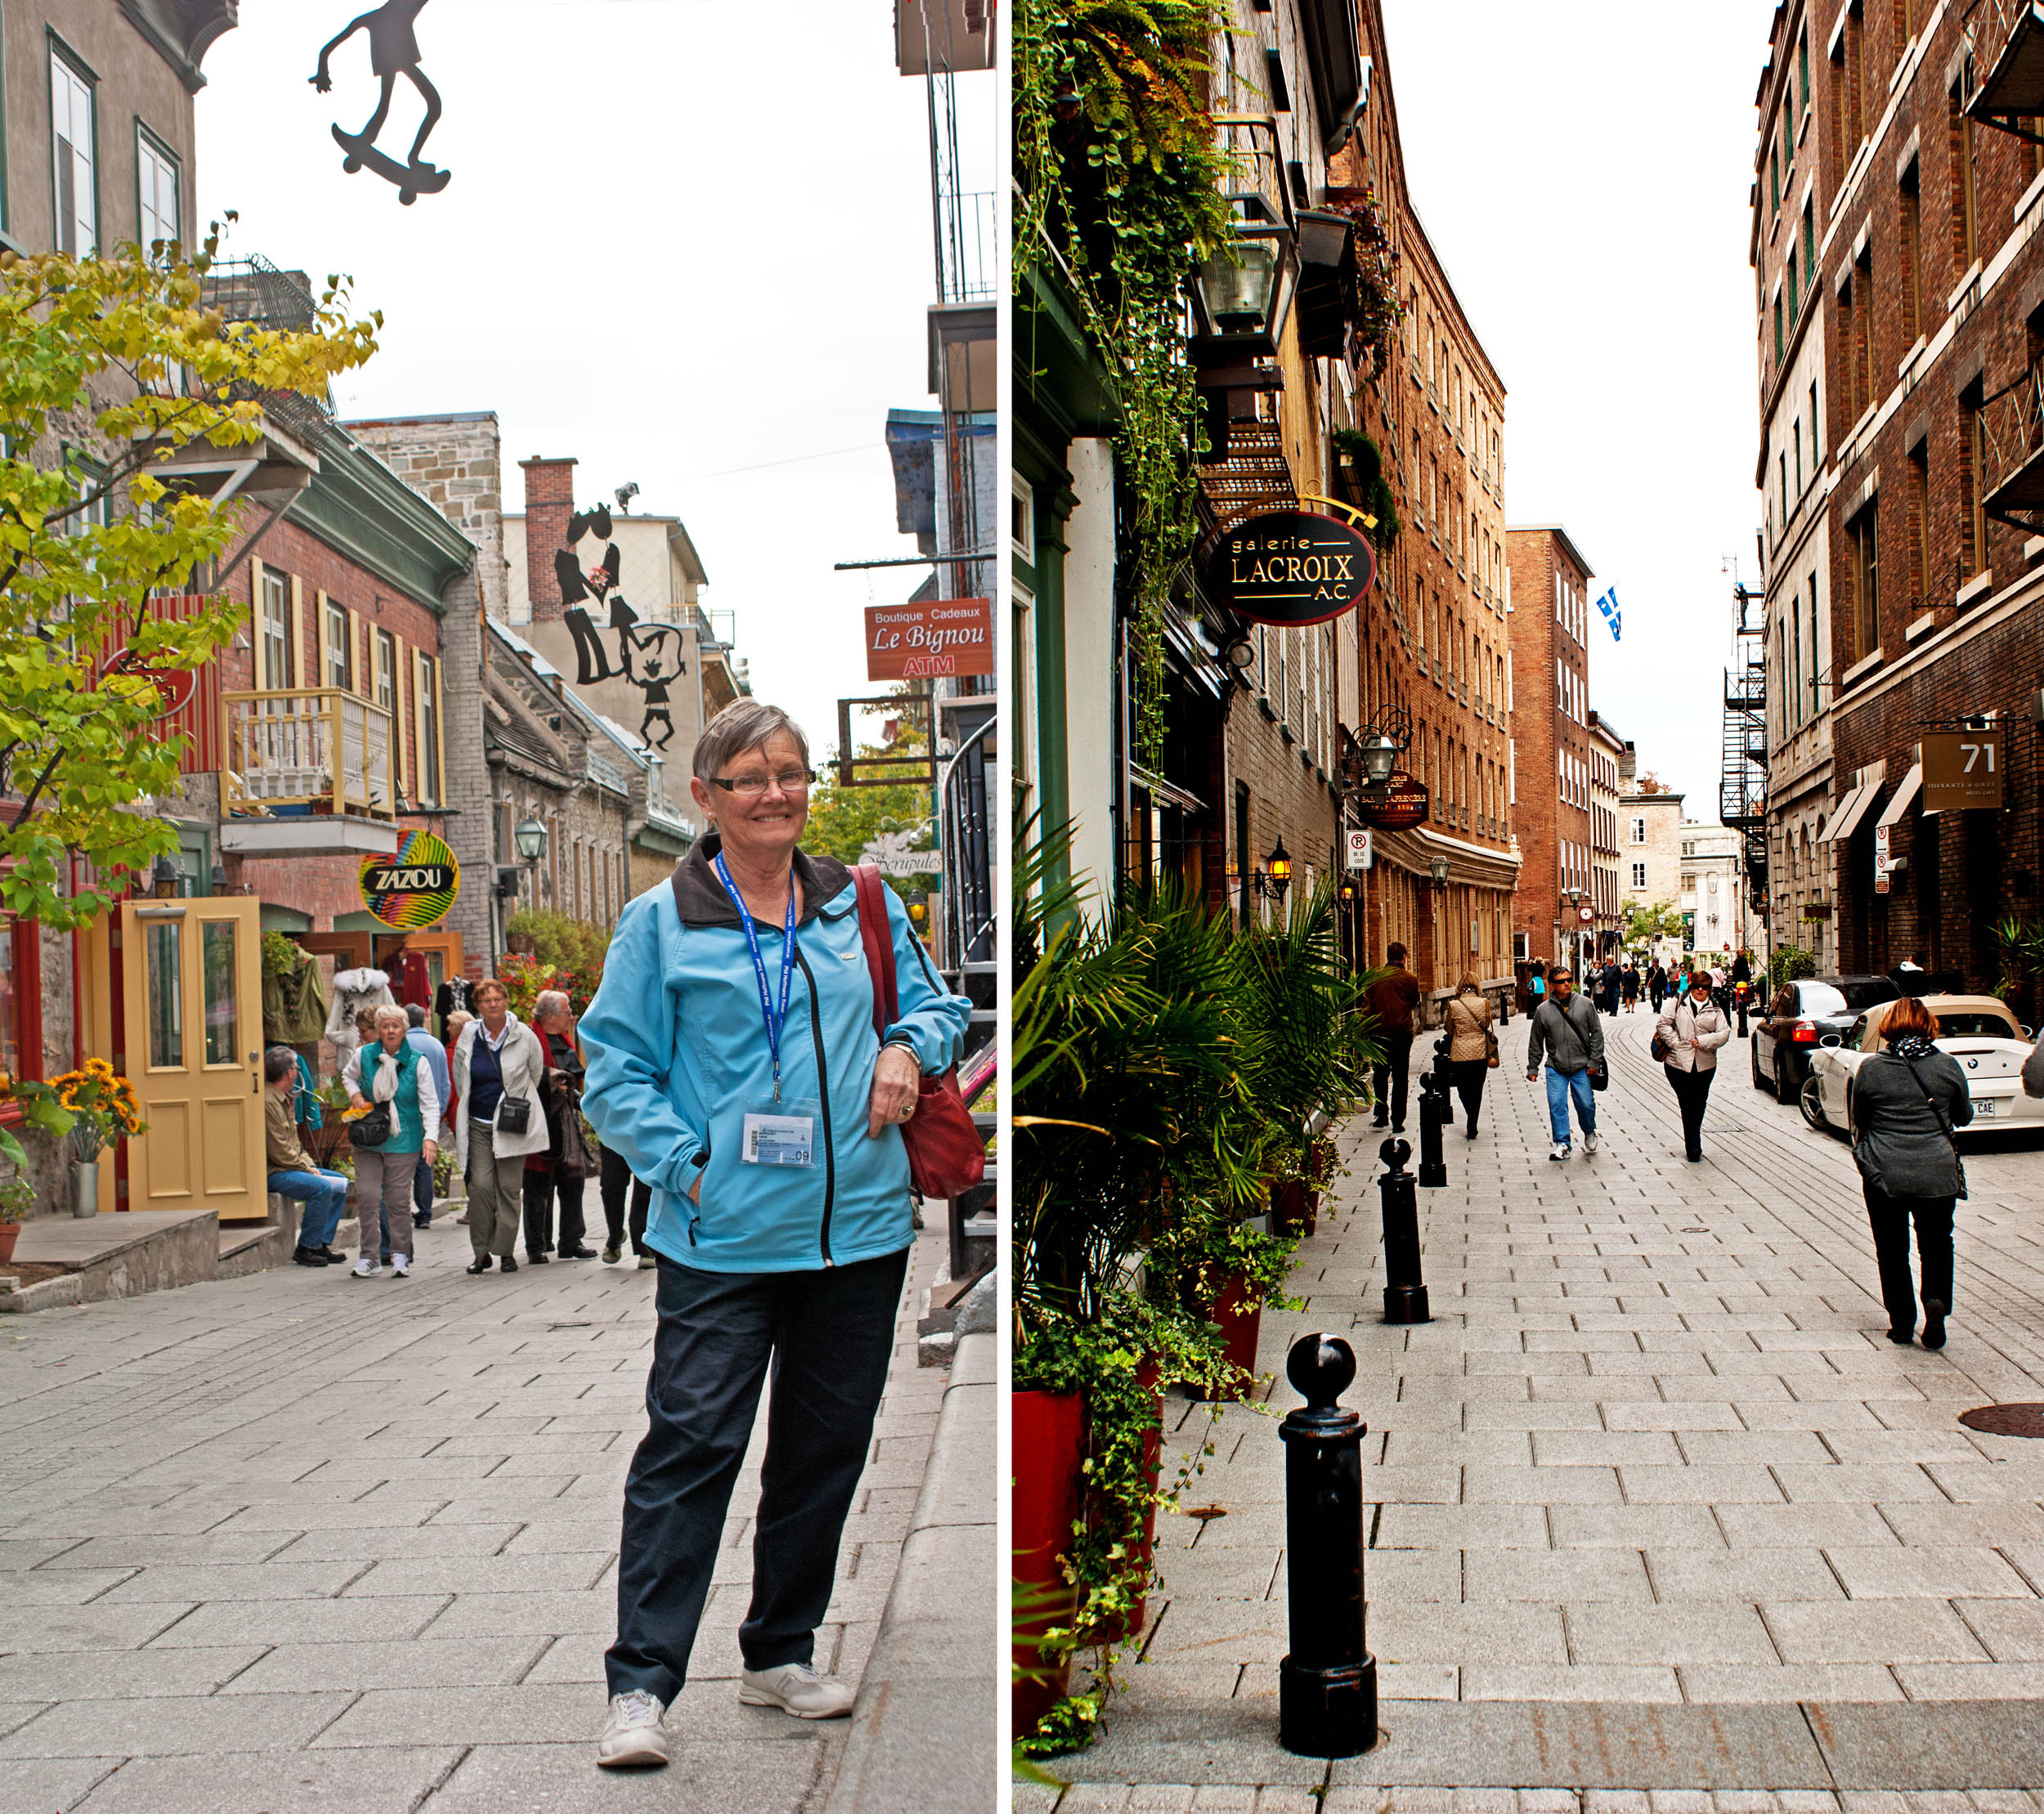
[0, 1222, 952, 1813]
[1024, 1011, 2044, 1804]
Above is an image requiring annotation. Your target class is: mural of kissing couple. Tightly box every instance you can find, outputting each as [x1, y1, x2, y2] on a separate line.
[557, 504, 683, 751]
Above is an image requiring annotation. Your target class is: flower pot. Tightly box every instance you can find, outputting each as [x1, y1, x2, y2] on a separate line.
[69, 1160, 99, 1219]
[1081, 1359, 1163, 1646]
[0, 1221, 19, 1265]
[1187, 1270, 1263, 1403]
[1011, 1387, 1083, 1739]
[1271, 1179, 1311, 1237]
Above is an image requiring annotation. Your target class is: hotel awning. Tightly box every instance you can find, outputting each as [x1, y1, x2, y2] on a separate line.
[1876, 763, 1922, 827]
[1816, 781, 1877, 844]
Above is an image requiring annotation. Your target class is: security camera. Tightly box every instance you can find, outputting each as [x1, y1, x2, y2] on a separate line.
[615, 481, 640, 513]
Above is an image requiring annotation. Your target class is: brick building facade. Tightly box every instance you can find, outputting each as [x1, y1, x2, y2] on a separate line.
[1505, 526, 1598, 973]
[1589, 711, 1625, 960]
[1754, 0, 2044, 1010]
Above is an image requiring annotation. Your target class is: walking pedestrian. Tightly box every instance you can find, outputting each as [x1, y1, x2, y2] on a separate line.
[404, 1003, 450, 1230]
[343, 1006, 441, 1278]
[522, 989, 595, 1261]
[264, 1048, 348, 1265]
[1654, 970, 1732, 1163]
[1621, 961, 1640, 1012]
[598, 1141, 654, 1268]
[1847, 995, 1971, 1348]
[442, 1009, 471, 1221]
[1366, 943, 1423, 1134]
[577, 701, 973, 1770]
[1599, 956, 1620, 1017]
[1526, 965, 1603, 1161]
[450, 980, 549, 1274]
[1528, 961, 1547, 1009]
[1646, 961, 1665, 1012]
[1443, 972, 1495, 1138]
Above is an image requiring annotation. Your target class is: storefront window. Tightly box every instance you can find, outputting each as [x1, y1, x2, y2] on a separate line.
[0, 925, 19, 1082]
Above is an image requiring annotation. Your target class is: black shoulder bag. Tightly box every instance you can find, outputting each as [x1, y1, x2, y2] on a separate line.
[1895, 1047, 1969, 1202]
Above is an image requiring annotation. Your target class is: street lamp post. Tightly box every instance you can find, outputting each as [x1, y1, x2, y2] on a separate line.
[514, 814, 549, 908]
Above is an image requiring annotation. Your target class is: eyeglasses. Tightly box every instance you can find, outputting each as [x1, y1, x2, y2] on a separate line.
[707, 768, 814, 797]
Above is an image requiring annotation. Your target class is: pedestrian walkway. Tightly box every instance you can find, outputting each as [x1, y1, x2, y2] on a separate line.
[0, 1217, 954, 1813]
[1022, 1010, 2044, 1804]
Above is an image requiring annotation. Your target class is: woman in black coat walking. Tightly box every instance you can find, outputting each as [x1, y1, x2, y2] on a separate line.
[1848, 996, 1973, 1349]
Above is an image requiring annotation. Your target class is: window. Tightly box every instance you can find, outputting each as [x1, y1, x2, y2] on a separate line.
[1899, 160, 1923, 343]
[415, 652, 442, 805]
[324, 598, 350, 690]
[259, 568, 291, 690]
[1790, 591, 1803, 727]
[374, 628, 396, 717]
[1952, 69, 1979, 275]
[137, 126, 179, 254]
[1809, 380, 1821, 464]
[50, 43, 96, 257]
[1849, 503, 1880, 659]
[1683, 840, 1695, 858]
[1787, 250, 1800, 327]
[1799, 25, 1812, 107]
[1793, 421, 1802, 496]
[1854, 244, 1876, 412]
[1011, 474, 1033, 562]
[1907, 442, 1930, 608]
[0, 920, 43, 1085]
[1961, 385, 1987, 578]
[1808, 581, 1821, 719]
[1773, 296, 1784, 369]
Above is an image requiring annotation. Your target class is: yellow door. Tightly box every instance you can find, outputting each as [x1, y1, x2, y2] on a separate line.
[123, 897, 267, 1222]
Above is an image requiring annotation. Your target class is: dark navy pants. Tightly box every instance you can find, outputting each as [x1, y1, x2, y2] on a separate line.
[605, 1244, 910, 1704]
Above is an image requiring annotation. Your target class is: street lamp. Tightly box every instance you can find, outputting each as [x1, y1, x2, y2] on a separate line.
[1194, 217, 1298, 356]
[1429, 855, 1451, 890]
[1362, 732, 1399, 786]
[514, 814, 548, 905]
[1255, 836, 1293, 903]
[150, 854, 181, 899]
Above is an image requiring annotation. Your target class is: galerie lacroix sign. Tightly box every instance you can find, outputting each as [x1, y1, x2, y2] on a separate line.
[360, 830, 460, 932]
[865, 598, 995, 682]
[1204, 510, 1376, 627]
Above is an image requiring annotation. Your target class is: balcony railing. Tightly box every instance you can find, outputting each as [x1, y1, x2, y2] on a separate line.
[1968, 2, 2044, 128]
[222, 689, 394, 818]
[1979, 364, 2044, 532]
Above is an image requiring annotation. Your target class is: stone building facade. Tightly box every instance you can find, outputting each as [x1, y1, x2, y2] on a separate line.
[1589, 712, 1625, 961]
[1752, 0, 2044, 1012]
[1505, 525, 1598, 972]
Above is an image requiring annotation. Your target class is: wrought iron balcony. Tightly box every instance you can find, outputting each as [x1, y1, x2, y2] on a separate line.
[1980, 364, 2044, 533]
[222, 688, 394, 821]
[1968, 2, 2044, 132]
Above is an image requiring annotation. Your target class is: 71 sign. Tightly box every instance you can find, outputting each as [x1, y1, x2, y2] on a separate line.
[1921, 730, 2004, 813]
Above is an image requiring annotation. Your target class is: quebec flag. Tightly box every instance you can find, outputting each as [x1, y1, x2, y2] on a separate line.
[1594, 586, 1620, 642]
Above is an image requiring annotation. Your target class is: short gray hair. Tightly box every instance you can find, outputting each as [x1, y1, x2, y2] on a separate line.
[693, 701, 809, 785]
[374, 1005, 409, 1030]
[533, 989, 571, 1020]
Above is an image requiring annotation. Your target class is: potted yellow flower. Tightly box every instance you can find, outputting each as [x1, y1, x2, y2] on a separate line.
[19, 1063, 145, 1217]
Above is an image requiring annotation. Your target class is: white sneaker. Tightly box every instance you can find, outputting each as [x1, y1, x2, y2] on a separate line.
[738, 1662, 855, 1719]
[596, 1690, 669, 1768]
[352, 1258, 379, 1278]
[390, 1254, 410, 1277]
[1549, 1144, 1571, 1162]
[637, 1253, 656, 1270]
[1583, 1131, 1599, 1156]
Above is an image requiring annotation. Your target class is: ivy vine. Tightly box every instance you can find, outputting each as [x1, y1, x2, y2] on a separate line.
[1014, 0, 1234, 770]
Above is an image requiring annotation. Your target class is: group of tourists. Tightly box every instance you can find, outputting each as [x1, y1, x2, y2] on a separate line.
[261, 983, 648, 1278]
[260, 699, 975, 1774]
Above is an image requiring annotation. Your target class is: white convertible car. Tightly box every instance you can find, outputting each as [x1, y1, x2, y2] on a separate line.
[1800, 995, 2042, 1136]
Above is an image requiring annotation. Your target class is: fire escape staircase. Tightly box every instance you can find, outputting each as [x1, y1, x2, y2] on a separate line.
[1721, 590, 1769, 905]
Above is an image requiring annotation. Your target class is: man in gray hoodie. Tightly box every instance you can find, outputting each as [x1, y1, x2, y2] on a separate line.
[1526, 967, 1605, 1161]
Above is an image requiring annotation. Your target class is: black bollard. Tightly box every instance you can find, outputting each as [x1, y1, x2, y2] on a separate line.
[1737, 991, 1750, 1039]
[1278, 1333, 1378, 1758]
[1415, 1033, 1450, 1188]
[1376, 1137, 1431, 1324]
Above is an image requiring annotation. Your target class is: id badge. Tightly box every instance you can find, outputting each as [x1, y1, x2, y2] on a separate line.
[742, 1097, 818, 1167]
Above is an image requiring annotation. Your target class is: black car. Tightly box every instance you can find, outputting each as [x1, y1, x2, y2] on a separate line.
[1751, 974, 1902, 1103]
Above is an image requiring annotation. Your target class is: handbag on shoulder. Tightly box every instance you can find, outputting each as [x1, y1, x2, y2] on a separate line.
[347, 1102, 392, 1149]
[853, 864, 985, 1200]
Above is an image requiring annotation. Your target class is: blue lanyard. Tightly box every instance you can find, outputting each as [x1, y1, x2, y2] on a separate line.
[711, 852, 798, 1102]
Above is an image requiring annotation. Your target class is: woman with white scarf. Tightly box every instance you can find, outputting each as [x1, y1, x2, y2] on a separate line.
[343, 1005, 440, 1279]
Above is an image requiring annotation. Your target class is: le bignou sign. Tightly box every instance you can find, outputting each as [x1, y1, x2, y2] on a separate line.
[1204, 509, 1377, 627]
[865, 598, 995, 683]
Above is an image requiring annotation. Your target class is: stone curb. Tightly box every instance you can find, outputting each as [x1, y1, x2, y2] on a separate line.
[822, 1330, 997, 1814]
[0, 1271, 85, 1313]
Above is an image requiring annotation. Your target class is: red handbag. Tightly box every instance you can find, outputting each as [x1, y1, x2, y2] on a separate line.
[852, 863, 985, 1200]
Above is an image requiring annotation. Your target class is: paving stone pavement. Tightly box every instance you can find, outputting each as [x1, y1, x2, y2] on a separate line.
[0, 1218, 952, 1812]
[1024, 1010, 2044, 1803]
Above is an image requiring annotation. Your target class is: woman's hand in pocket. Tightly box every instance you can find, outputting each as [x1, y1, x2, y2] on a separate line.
[867, 1043, 921, 1138]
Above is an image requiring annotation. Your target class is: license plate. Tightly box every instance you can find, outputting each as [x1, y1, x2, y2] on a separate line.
[1975, 1097, 1998, 1118]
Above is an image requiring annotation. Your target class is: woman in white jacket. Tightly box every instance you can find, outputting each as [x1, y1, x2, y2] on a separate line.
[1655, 970, 1733, 1163]
[449, 980, 549, 1274]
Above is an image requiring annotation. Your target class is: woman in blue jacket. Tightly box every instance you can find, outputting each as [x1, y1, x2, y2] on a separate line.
[579, 701, 970, 1771]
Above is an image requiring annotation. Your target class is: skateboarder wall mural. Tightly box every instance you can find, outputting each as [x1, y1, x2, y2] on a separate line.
[311, 1, 451, 205]
[557, 503, 686, 754]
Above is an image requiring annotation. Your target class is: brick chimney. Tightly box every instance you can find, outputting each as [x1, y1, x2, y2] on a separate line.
[519, 456, 577, 623]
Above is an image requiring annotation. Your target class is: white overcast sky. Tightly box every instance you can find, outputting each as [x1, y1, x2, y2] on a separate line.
[197, 0, 996, 751]
[1382, 0, 1779, 819]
